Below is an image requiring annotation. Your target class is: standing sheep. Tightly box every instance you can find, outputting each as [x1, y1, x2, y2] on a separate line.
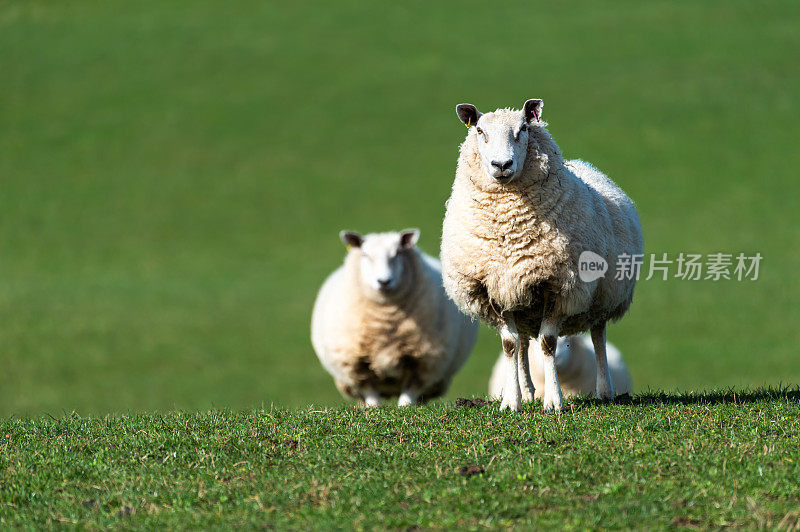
[488, 334, 632, 401]
[441, 99, 643, 412]
[311, 229, 479, 407]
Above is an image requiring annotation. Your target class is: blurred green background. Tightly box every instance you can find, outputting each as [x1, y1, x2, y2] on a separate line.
[1, 0, 798, 415]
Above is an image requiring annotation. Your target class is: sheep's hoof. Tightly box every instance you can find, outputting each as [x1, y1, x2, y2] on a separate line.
[542, 394, 563, 413]
[596, 378, 615, 402]
[397, 393, 416, 407]
[364, 397, 381, 408]
[519, 386, 535, 403]
[595, 388, 615, 402]
[499, 398, 522, 412]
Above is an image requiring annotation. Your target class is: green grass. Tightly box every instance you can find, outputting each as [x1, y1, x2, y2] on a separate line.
[2, 0, 799, 415]
[3, 2, 799, 527]
[4, 2, 800, 528]
[3, 390, 800, 529]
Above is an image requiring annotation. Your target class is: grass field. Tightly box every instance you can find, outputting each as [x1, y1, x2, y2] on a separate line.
[2, 1, 800, 527]
[3, 390, 800, 528]
[2, 0, 799, 415]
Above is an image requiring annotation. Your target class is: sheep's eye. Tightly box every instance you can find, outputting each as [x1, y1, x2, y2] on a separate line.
[476, 127, 483, 135]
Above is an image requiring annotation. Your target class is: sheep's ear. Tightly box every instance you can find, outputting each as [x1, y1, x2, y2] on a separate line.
[456, 104, 482, 127]
[399, 228, 420, 250]
[339, 230, 363, 249]
[523, 98, 543, 123]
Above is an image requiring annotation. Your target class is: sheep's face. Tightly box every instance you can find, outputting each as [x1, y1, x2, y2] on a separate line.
[340, 229, 420, 299]
[456, 99, 543, 184]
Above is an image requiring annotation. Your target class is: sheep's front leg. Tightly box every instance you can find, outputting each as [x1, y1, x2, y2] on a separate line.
[398, 389, 418, 407]
[362, 387, 382, 408]
[499, 314, 522, 412]
[591, 322, 615, 401]
[540, 319, 563, 412]
[517, 335, 535, 402]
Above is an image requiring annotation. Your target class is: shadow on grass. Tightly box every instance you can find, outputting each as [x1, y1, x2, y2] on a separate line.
[606, 386, 800, 406]
[462, 386, 800, 410]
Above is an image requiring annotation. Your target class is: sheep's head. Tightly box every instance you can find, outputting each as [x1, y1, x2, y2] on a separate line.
[339, 229, 420, 300]
[456, 99, 543, 184]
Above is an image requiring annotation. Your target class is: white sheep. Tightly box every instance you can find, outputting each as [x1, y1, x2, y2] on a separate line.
[311, 229, 479, 407]
[488, 334, 632, 401]
[440, 99, 643, 412]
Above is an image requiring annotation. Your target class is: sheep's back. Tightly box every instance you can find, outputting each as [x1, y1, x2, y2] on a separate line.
[565, 160, 644, 324]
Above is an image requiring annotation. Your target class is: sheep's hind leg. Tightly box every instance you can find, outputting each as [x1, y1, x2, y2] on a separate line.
[517, 335, 535, 402]
[591, 322, 615, 401]
[540, 318, 564, 412]
[499, 313, 522, 412]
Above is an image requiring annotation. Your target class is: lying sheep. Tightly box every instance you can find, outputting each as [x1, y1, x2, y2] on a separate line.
[488, 335, 632, 401]
[311, 229, 479, 407]
[441, 99, 644, 412]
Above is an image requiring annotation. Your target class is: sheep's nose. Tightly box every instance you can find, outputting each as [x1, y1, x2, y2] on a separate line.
[491, 159, 513, 171]
[378, 279, 392, 288]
